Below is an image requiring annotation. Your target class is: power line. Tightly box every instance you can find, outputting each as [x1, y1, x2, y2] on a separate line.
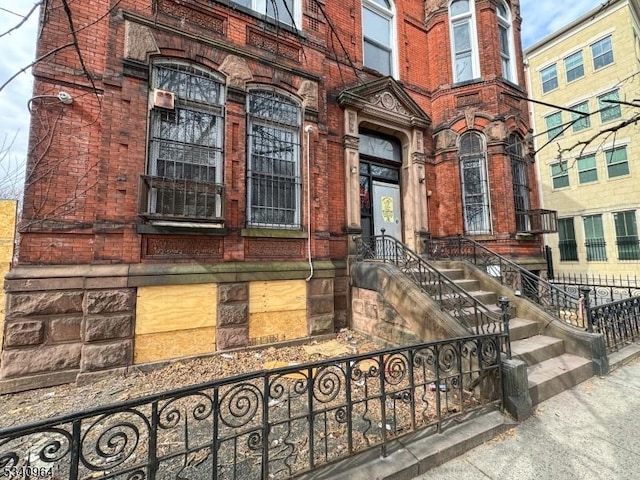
[0, 7, 26, 18]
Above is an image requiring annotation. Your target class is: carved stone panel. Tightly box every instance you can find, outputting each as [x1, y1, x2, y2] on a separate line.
[298, 80, 319, 111]
[245, 239, 304, 258]
[370, 91, 409, 116]
[220, 55, 253, 90]
[124, 21, 159, 62]
[247, 27, 300, 61]
[157, 0, 225, 34]
[143, 235, 223, 258]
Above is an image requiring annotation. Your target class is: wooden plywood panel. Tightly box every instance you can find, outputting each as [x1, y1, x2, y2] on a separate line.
[249, 310, 307, 342]
[134, 327, 215, 364]
[249, 280, 306, 314]
[136, 284, 217, 335]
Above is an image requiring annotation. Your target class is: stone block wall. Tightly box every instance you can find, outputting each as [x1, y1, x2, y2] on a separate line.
[217, 283, 249, 350]
[1, 288, 135, 393]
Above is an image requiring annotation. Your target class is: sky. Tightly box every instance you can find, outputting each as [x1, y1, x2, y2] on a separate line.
[0, 0, 606, 183]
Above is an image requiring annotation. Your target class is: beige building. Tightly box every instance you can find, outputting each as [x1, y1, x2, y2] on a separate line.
[525, 0, 640, 277]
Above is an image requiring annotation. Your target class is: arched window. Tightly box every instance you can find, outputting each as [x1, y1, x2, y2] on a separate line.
[509, 133, 530, 232]
[449, 0, 480, 83]
[459, 132, 490, 234]
[362, 0, 397, 77]
[143, 60, 225, 221]
[247, 89, 302, 228]
[497, 1, 516, 82]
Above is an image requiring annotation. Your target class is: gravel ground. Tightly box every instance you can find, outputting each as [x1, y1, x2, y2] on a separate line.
[0, 330, 384, 429]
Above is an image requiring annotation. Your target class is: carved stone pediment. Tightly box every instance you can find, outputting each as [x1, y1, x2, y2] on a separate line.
[337, 77, 431, 129]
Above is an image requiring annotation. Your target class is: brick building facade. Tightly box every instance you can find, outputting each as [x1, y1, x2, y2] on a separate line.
[1, 0, 546, 393]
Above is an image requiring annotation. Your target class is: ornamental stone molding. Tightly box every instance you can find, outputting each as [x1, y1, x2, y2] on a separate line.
[219, 55, 253, 90]
[484, 120, 508, 143]
[124, 21, 159, 62]
[298, 80, 319, 112]
[435, 129, 457, 151]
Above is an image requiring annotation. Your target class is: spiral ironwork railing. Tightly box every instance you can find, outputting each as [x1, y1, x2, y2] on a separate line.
[0, 335, 504, 479]
[550, 272, 640, 307]
[354, 232, 511, 357]
[584, 294, 640, 352]
[425, 236, 586, 329]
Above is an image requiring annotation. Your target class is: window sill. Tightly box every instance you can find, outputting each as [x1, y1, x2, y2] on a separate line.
[137, 222, 227, 236]
[241, 228, 308, 239]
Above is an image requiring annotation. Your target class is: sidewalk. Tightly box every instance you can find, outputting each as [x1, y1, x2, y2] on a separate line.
[418, 355, 640, 480]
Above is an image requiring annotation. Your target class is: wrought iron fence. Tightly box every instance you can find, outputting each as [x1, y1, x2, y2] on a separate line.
[551, 272, 640, 307]
[426, 236, 586, 329]
[0, 335, 503, 480]
[584, 292, 640, 352]
[354, 232, 511, 357]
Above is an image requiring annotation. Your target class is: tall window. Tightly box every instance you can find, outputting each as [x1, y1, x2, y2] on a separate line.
[509, 134, 529, 232]
[362, 0, 395, 76]
[584, 215, 606, 261]
[605, 146, 630, 178]
[564, 51, 584, 82]
[449, 0, 479, 83]
[571, 101, 590, 132]
[541, 64, 558, 93]
[551, 161, 569, 189]
[577, 154, 597, 184]
[247, 89, 302, 228]
[592, 36, 614, 70]
[598, 89, 621, 123]
[558, 218, 578, 261]
[545, 112, 563, 140]
[497, 1, 515, 82]
[614, 211, 640, 260]
[232, 0, 301, 27]
[144, 61, 225, 221]
[459, 132, 490, 234]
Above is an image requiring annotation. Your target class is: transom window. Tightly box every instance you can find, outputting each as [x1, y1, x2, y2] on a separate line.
[571, 101, 590, 132]
[592, 36, 614, 70]
[605, 146, 630, 178]
[541, 64, 558, 93]
[598, 89, 621, 123]
[449, 0, 480, 83]
[143, 61, 225, 221]
[564, 51, 584, 82]
[231, 0, 301, 27]
[362, 0, 396, 76]
[614, 210, 640, 260]
[545, 112, 563, 141]
[577, 154, 597, 184]
[459, 131, 491, 234]
[247, 89, 302, 228]
[497, 1, 516, 82]
[551, 162, 569, 189]
[558, 218, 578, 262]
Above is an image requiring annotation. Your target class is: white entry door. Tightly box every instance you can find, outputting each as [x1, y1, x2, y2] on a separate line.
[372, 181, 402, 241]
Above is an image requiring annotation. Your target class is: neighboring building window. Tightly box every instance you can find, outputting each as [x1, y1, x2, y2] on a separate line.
[598, 89, 621, 123]
[577, 154, 597, 184]
[459, 131, 491, 234]
[614, 210, 640, 260]
[449, 0, 479, 83]
[584, 214, 606, 261]
[144, 61, 225, 221]
[551, 161, 569, 189]
[545, 112, 563, 140]
[509, 133, 530, 232]
[605, 146, 630, 178]
[247, 89, 302, 228]
[564, 51, 584, 82]
[592, 35, 614, 70]
[558, 218, 578, 261]
[497, 1, 516, 82]
[232, 0, 300, 27]
[571, 101, 590, 132]
[362, 0, 395, 76]
[541, 64, 558, 93]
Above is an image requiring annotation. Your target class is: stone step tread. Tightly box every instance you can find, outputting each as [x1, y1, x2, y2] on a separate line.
[511, 335, 564, 356]
[440, 290, 497, 299]
[527, 354, 592, 386]
[508, 318, 541, 341]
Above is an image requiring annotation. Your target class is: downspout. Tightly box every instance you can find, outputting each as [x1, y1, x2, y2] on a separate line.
[305, 125, 314, 281]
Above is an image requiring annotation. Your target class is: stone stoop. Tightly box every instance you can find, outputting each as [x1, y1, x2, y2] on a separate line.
[414, 265, 594, 406]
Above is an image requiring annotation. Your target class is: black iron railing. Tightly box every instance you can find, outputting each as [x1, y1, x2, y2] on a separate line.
[583, 290, 640, 352]
[426, 236, 587, 329]
[515, 209, 558, 234]
[0, 335, 503, 480]
[551, 272, 640, 307]
[354, 232, 511, 357]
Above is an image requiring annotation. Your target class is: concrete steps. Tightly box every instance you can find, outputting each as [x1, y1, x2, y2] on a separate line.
[420, 265, 594, 406]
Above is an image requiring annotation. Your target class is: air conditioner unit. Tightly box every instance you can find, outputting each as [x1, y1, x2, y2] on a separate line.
[153, 89, 175, 109]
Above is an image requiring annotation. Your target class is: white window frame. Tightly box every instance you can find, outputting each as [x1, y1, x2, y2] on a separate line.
[362, 0, 398, 77]
[591, 35, 614, 70]
[449, 0, 480, 83]
[232, 0, 302, 28]
[497, 1, 516, 83]
[541, 64, 558, 93]
[564, 51, 584, 82]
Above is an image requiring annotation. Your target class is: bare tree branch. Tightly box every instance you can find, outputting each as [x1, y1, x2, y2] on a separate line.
[0, 2, 42, 40]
